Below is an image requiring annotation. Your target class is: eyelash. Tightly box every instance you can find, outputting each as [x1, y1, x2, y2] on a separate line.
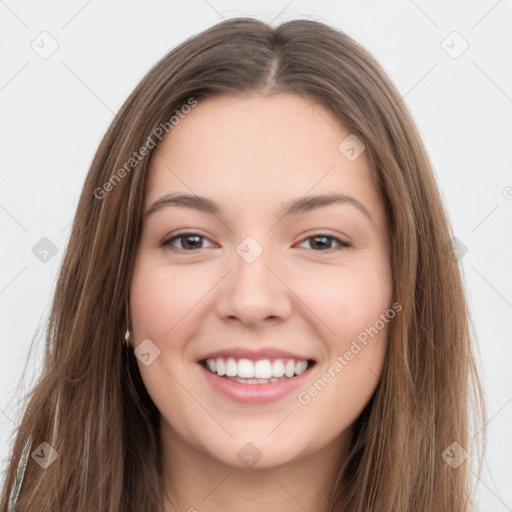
[161, 231, 351, 253]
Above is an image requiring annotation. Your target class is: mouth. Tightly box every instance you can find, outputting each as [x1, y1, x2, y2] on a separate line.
[199, 357, 317, 385]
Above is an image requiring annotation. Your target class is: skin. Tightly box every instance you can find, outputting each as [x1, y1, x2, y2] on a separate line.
[129, 93, 393, 512]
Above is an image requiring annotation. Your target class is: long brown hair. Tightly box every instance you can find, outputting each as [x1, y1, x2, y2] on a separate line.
[1, 17, 484, 511]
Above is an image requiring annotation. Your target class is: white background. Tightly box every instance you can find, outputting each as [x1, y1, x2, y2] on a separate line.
[1, 1, 511, 510]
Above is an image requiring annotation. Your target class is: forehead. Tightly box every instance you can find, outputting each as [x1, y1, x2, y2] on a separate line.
[146, 93, 381, 219]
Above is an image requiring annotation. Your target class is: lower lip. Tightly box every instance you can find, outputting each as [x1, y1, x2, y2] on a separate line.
[198, 363, 315, 404]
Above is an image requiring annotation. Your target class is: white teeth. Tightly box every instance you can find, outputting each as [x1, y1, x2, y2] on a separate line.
[206, 359, 217, 373]
[254, 360, 272, 379]
[203, 357, 312, 380]
[225, 357, 237, 377]
[216, 358, 226, 376]
[284, 359, 295, 378]
[272, 359, 285, 377]
[231, 376, 284, 384]
[237, 358, 254, 378]
[295, 360, 308, 375]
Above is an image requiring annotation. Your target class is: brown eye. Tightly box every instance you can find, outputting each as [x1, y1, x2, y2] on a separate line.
[161, 232, 214, 252]
[297, 234, 351, 252]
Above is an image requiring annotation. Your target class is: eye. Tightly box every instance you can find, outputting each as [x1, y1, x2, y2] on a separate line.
[296, 234, 351, 252]
[161, 232, 215, 252]
[161, 232, 351, 253]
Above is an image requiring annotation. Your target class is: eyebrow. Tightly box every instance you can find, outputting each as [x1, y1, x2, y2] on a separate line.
[146, 192, 374, 223]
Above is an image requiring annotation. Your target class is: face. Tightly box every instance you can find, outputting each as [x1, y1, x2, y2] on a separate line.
[129, 93, 393, 471]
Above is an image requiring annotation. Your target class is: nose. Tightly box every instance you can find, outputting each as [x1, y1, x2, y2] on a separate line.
[215, 242, 293, 328]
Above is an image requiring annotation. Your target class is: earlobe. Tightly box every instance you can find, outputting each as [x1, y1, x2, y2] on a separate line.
[125, 329, 131, 345]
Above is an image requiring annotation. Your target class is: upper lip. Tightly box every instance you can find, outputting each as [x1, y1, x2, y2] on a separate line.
[197, 347, 316, 362]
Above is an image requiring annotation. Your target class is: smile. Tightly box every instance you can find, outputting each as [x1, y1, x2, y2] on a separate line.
[201, 357, 316, 384]
[198, 356, 317, 403]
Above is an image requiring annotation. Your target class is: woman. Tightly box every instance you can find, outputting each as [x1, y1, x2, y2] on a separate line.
[2, 17, 483, 512]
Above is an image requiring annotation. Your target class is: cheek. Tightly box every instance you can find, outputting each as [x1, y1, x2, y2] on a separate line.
[129, 257, 212, 340]
[295, 266, 392, 436]
[128, 257, 209, 433]
[298, 259, 392, 395]
[301, 259, 392, 342]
